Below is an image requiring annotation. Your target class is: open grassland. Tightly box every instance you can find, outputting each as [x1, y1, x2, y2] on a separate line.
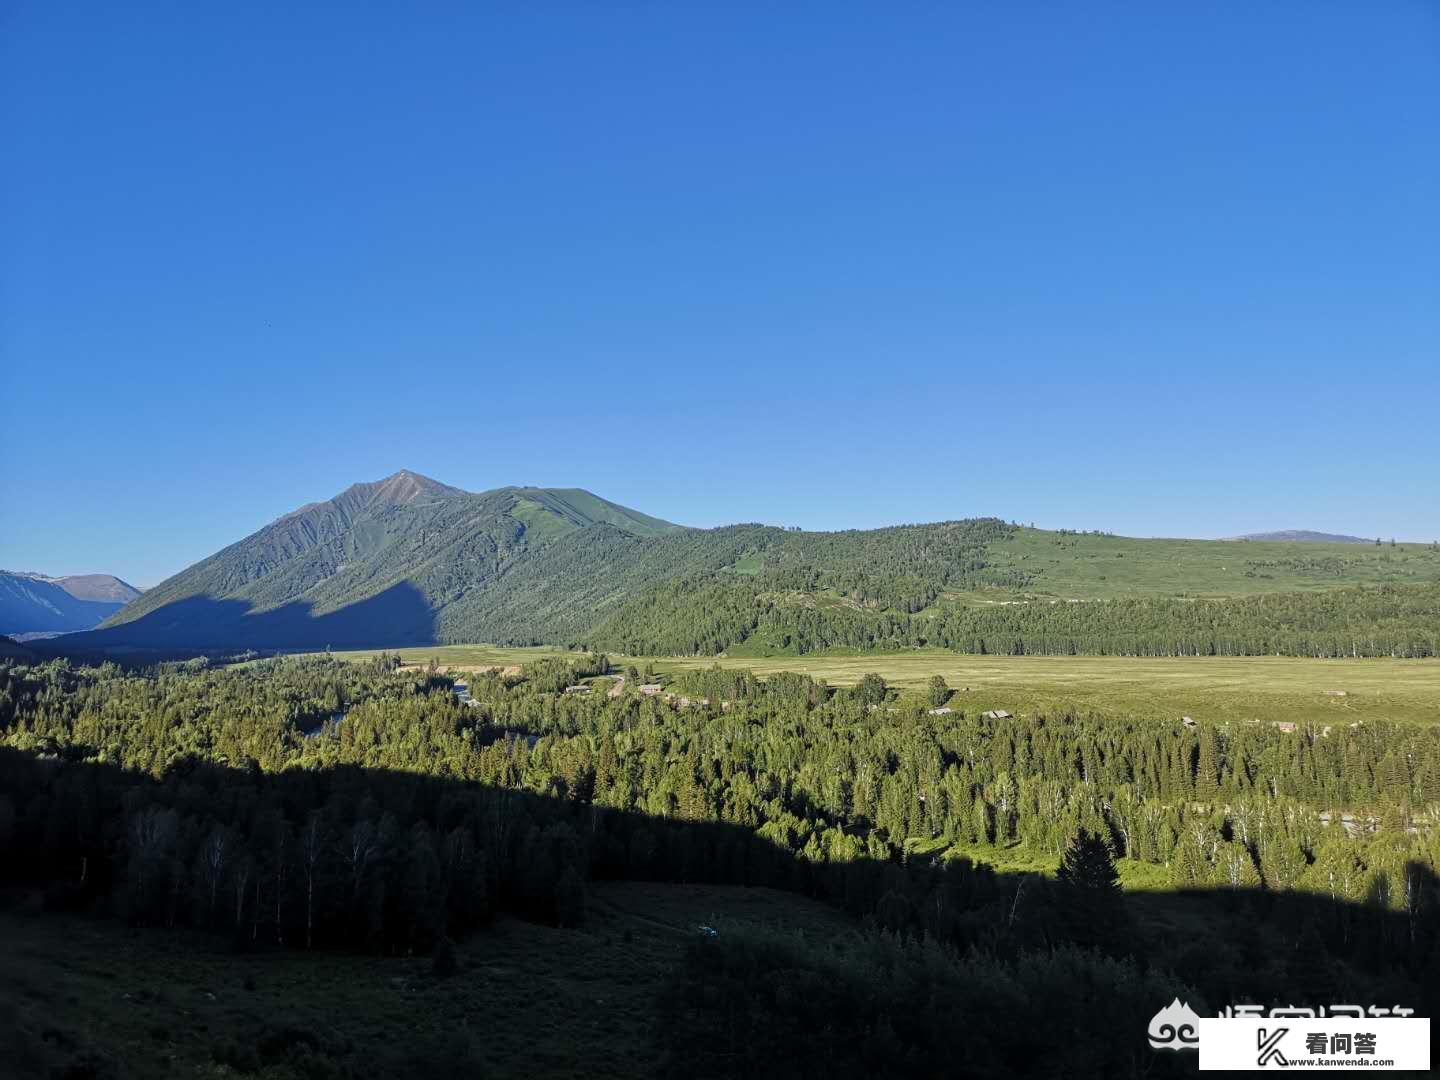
[978, 529, 1440, 599]
[909, 836, 1174, 892]
[317, 645, 1440, 727]
[0, 881, 855, 1080]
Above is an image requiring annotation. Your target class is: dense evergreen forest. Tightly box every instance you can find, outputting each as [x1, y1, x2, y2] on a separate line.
[584, 580, 1440, 658]
[1, 654, 1436, 1075]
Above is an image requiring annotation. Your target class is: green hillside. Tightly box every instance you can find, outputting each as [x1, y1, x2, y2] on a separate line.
[981, 528, 1440, 598]
[510, 486, 685, 539]
[572, 527, 1440, 658]
[65, 472, 1440, 657]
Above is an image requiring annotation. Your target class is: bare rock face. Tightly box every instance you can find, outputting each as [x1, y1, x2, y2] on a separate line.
[51, 574, 143, 603]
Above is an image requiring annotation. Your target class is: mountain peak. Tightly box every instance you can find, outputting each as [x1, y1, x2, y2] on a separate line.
[276, 470, 465, 525]
[378, 468, 462, 498]
[348, 470, 466, 507]
[48, 574, 144, 602]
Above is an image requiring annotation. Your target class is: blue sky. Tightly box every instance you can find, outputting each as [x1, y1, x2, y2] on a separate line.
[3, 3, 1437, 586]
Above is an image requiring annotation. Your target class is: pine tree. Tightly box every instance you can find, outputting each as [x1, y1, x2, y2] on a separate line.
[1378, 752, 1411, 807]
[971, 795, 993, 844]
[1056, 827, 1127, 954]
[1169, 833, 1205, 888]
[1195, 732, 1220, 800]
[1057, 827, 1121, 894]
[1260, 837, 1307, 892]
[926, 675, 950, 708]
[1421, 744, 1440, 806]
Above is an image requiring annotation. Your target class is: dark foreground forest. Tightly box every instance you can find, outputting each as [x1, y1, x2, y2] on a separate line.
[1, 654, 1436, 1077]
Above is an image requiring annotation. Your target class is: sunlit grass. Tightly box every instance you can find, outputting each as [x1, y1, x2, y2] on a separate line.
[311, 645, 1440, 727]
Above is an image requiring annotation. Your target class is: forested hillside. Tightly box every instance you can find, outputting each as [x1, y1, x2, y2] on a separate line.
[588, 581, 1440, 658]
[65, 470, 1440, 657]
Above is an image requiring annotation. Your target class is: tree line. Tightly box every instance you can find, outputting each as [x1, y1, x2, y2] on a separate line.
[584, 581, 1440, 658]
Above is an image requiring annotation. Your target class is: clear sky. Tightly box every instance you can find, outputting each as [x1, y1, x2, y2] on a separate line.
[3, 3, 1437, 586]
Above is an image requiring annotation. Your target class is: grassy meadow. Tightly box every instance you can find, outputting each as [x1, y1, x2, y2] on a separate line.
[315, 644, 1440, 727]
[908, 835, 1176, 892]
[976, 529, 1440, 599]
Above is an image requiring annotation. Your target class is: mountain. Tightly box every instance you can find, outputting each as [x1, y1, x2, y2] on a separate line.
[79, 471, 686, 651]
[1228, 530, 1371, 544]
[50, 471, 1440, 657]
[46, 574, 147, 603]
[0, 571, 143, 638]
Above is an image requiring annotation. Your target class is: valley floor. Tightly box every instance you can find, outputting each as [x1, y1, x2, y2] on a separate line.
[0, 882, 855, 1080]
[314, 646, 1440, 727]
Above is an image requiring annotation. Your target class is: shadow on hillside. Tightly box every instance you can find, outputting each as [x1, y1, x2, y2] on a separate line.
[0, 744, 1435, 1077]
[38, 580, 438, 657]
[0, 573, 128, 635]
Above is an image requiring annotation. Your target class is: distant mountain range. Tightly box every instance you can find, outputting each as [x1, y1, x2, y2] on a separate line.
[0, 571, 143, 639]
[1227, 531, 1371, 544]
[41, 470, 1440, 656]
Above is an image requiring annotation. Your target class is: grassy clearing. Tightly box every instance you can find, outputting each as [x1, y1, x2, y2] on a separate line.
[315, 645, 1440, 727]
[981, 528, 1440, 599]
[0, 881, 855, 1080]
[924, 839, 1175, 892]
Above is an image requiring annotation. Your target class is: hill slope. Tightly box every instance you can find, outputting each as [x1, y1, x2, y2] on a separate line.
[1229, 530, 1371, 544]
[0, 635, 36, 659]
[0, 571, 142, 637]
[56, 471, 1440, 657]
